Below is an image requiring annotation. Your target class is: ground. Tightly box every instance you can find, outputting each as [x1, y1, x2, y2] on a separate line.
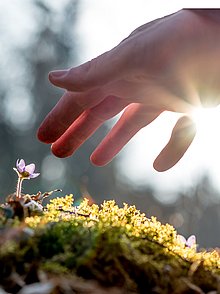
[0, 194, 219, 293]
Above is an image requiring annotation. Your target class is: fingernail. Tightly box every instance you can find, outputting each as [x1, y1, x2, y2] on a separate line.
[49, 70, 68, 79]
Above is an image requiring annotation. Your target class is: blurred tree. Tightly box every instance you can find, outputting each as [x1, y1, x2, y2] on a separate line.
[0, 0, 117, 201]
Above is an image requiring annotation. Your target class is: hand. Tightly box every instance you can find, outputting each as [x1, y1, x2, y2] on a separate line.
[37, 9, 220, 171]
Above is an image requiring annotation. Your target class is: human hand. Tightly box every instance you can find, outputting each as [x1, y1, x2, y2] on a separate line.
[38, 9, 220, 171]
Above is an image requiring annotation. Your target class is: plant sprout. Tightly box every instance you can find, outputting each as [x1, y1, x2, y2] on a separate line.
[13, 159, 40, 199]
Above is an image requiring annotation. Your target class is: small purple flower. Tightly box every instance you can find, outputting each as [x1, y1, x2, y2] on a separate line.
[177, 234, 196, 248]
[14, 159, 40, 179]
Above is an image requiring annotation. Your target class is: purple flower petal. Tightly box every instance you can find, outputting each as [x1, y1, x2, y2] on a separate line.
[16, 159, 25, 173]
[29, 173, 40, 179]
[25, 163, 35, 175]
[177, 234, 196, 248]
[177, 235, 186, 244]
[186, 235, 196, 248]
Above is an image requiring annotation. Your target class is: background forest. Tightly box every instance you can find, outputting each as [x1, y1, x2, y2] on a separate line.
[0, 0, 219, 248]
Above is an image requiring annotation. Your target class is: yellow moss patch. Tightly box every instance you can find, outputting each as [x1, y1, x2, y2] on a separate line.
[24, 195, 219, 273]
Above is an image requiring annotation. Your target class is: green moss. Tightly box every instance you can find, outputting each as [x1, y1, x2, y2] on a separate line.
[0, 195, 219, 293]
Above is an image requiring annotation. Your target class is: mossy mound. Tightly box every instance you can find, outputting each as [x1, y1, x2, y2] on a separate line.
[0, 195, 219, 293]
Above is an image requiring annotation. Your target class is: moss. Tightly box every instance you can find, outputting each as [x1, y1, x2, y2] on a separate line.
[0, 194, 219, 293]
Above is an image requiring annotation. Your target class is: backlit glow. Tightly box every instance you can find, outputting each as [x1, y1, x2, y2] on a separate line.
[191, 106, 220, 137]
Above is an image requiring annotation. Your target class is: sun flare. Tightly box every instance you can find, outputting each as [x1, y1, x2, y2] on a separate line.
[191, 105, 220, 136]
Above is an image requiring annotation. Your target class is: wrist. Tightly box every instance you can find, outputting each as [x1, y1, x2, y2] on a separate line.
[185, 9, 220, 23]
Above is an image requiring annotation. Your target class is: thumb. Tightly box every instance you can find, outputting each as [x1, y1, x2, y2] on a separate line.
[49, 48, 127, 92]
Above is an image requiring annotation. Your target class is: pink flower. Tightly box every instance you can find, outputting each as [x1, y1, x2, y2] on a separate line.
[14, 159, 40, 179]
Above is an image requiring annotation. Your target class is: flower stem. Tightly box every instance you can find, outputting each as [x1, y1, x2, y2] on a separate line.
[16, 177, 23, 199]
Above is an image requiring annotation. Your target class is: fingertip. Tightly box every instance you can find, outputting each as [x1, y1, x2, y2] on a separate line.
[48, 67, 90, 92]
[49, 69, 68, 79]
[90, 154, 104, 167]
[153, 116, 196, 172]
[90, 152, 110, 167]
[37, 126, 44, 142]
[51, 143, 72, 158]
[153, 157, 173, 172]
[152, 161, 162, 172]
[37, 119, 62, 144]
[48, 70, 70, 88]
[37, 126, 52, 144]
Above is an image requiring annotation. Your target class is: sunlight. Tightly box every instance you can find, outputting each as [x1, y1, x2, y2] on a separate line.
[191, 105, 220, 137]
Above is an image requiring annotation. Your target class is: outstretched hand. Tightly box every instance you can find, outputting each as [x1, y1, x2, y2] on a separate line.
[38, 9, 220, 171]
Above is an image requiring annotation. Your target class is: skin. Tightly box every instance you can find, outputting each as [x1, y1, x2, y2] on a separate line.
[37, 9, 220, 172]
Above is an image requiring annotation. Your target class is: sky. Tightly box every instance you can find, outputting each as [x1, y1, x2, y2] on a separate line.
[76, 1, 220, 199]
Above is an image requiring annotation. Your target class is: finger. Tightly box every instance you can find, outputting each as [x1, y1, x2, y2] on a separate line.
[37, 92, 84, 143]
[91, 104, 163, 166]
[51, 97, 128, 158]
[48, 46, 129, 92]
[153, 116, 196, 172]
[37, 88, 105, 143]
